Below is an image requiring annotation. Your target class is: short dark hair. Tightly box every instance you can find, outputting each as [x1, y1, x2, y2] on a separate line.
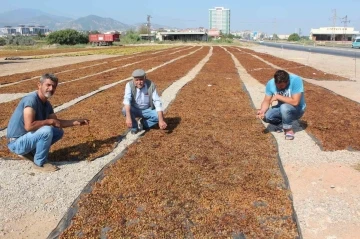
[274, 70, 289, 84]
[40, 73, 58, 85]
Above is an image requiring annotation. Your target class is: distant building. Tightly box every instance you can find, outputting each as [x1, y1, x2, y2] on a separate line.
[310, 27, 359, 41]
[0, 25, 50, 36]
[209, 7, 230, 35]
[208, 28, 221, 38]
[179, 27, 206, 33]
[277, 34, 290, 40]
[139, 33, 156, 41]
[156, 32, 208, 42]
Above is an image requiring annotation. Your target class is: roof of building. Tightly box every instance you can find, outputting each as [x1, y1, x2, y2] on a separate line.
[157, 32, 207, 35]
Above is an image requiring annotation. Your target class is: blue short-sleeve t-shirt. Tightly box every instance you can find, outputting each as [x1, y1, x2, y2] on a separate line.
[265, 74, 306, 110]
[7, 92, 54, 138]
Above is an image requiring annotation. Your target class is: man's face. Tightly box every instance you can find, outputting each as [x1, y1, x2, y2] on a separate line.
[38, 78, 57, 99]
[134, 77, 145, 89]
[275, 81, 289, 91]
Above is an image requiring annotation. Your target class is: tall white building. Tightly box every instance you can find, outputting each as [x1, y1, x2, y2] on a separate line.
[209, 7, 230, 35]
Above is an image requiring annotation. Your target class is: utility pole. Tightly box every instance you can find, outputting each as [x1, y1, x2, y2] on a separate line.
[147, 15, 152, 42]
[330, 9, 337, 41]
[341, 15, 350, 42]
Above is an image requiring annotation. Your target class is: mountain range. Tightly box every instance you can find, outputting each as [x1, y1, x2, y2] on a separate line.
[0, 8, 172, 32]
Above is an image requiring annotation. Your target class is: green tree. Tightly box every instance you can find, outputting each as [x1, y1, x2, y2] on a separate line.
[0, 37, 6, 46]
[120, 30, 140, 44]
[288, 33, 300, 41]
[37, 32, 45, 38]
[5, 35, 35, 45]
[88, 30, 100, 34]
[46, 29, 89, 45]
[138, 24, 149, 34]
[221, 33, 235, 39]
[272, 34, 279, 40]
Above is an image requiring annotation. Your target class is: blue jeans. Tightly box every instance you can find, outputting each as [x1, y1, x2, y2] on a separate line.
[263, 103, 305, 130]
[7, 126, 64, 166]
[122, 106, 159, 131]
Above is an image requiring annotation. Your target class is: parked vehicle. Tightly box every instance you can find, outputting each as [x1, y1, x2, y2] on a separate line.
[351, 36, 360, 49]
[89, 33, 120, 46]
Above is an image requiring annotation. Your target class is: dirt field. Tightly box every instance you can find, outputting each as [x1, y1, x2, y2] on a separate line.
[0, 44, 359, 239]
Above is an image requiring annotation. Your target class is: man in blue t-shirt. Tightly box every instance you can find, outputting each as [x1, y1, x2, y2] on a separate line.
[256, 70, 306, 140]
[7, 73, 89, 172]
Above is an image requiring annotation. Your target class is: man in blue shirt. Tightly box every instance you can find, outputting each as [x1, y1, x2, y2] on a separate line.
[7, 73, 89, 172]
[122, 69, 167, 134]
[256, 70, 306, 140]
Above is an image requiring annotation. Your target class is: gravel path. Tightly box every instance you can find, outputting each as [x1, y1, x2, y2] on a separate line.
[0, 45, 359, 239]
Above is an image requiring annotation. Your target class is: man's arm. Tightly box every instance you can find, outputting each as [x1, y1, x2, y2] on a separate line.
[23, 107, 59, 131]
[271, 93, 302, 106]
[123, 83, 133, 128]
[152, 89, 167, 129]
[157, 111, 167, 129]
[257, 95, 272, 119]
[124, 104, 133, 128]
[48, 114, 89, 128]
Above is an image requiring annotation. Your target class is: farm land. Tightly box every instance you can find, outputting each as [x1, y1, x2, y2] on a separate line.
[0, 44, 359, 238]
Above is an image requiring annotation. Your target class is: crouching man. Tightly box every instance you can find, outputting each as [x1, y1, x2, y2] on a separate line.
[256, 70, 306, 140]
[122, 69, 167, 134]
[6, 73, 89, 172]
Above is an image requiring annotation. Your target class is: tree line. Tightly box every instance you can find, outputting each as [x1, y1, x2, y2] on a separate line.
[0, 30, 306, 46]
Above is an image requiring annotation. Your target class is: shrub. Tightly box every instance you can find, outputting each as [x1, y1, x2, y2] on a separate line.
[5, 35, 36, 45]
[288, 33, 301, 42]
[0, 37, 6, 46]
[46, 29, 89, 45]
[120, 30, 141, 44]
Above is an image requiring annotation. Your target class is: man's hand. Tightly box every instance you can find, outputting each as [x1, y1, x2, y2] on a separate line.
[256, 110, 265, 120]
[73, 119, 90, 126]
[125, 116, 132, 128]
[270, 94, 278, 105]
[50, 119, 61, 128]
[159, 120, 167, 130]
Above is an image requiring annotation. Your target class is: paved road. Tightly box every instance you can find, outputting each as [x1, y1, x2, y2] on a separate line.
[258, 41, 360, 58]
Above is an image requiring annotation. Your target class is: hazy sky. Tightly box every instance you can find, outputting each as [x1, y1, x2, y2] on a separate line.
[2, 0, 360, 34]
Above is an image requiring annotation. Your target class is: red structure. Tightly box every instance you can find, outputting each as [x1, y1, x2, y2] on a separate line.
[88, 33, 120, 46]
